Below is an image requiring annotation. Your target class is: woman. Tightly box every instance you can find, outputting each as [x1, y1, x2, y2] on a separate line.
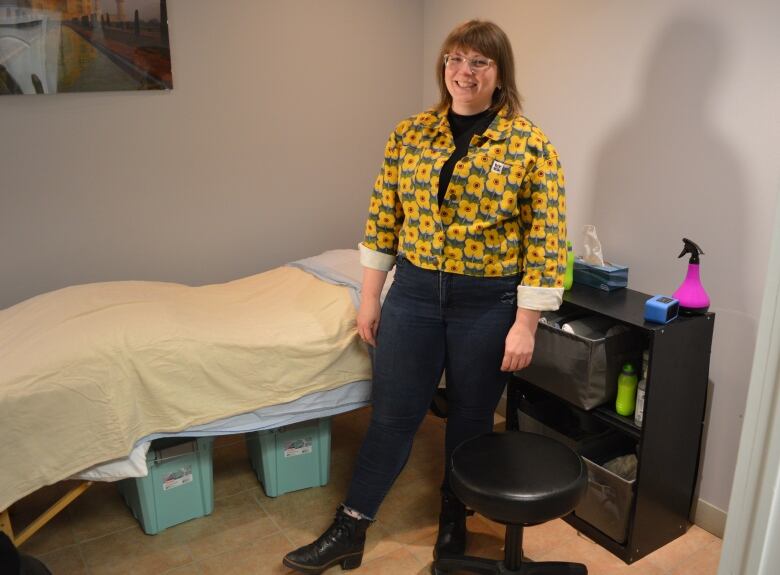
[283, 19, 566, 574]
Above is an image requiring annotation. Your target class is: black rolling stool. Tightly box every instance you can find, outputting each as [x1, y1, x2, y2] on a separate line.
[433, 432, 589, 575]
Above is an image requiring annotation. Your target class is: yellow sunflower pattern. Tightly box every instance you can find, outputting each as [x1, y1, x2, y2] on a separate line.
[361, 107, 566, 287]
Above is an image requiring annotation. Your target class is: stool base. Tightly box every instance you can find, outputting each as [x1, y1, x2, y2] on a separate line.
[432, 557, 586, 574]
[432, 523, 586, 575]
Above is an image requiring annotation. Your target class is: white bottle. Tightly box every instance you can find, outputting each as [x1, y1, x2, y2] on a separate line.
[634, 379, 646, 427]
[634, 350, 649, 427]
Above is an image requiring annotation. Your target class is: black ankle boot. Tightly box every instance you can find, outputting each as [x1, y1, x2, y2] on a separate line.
[433, 491, 469, 559]
[283, 507, 371, 574]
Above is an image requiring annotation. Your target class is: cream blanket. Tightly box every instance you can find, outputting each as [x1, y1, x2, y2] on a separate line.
[0, 266, 371, 511]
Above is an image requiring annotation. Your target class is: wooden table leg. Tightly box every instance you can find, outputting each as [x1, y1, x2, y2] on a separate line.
[14, 482, 92, 547]
[0, 508, 13, 541]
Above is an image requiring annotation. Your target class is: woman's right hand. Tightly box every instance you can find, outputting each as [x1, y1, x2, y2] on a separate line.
[357, 296, 381, 347]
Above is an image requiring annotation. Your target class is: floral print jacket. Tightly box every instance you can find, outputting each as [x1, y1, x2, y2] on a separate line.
[360, 106, 566, 310]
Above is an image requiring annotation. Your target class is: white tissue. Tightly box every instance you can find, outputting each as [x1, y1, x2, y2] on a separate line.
[582, 225, 605, 266]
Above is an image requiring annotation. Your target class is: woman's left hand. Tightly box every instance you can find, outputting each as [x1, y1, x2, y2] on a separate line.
[501, 308, 541, 372]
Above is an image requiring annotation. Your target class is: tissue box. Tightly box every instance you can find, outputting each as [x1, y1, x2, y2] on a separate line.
[573, 257, 628, 291]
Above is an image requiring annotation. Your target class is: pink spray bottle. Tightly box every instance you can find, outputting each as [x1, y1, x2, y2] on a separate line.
[673, 238, 710, 314]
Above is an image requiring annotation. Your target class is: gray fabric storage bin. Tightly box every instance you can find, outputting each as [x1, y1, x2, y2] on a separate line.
[574, 433, 636, 544]
[520, 314, 643, 410]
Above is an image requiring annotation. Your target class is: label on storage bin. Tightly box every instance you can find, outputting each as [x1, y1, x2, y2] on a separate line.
[284, 437, 313, 458]
[162, 465, 193, 491]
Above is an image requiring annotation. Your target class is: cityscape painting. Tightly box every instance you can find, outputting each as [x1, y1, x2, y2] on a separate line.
[0, 0, 172, 95]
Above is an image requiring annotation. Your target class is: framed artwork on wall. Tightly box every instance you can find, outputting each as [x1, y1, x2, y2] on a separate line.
[0, 0, 172, 95]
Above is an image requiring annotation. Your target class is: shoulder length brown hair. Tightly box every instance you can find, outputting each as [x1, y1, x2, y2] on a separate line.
[434, 20, 522, 118]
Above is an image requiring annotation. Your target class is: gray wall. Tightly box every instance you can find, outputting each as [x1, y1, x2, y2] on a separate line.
[423, 0, 780, 515]
[2, 0, 778, 518]
[0, 0, 423, 307]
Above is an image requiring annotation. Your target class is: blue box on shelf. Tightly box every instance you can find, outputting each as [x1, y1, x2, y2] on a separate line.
[573, 257, 629, 292]
[644, 295, 679, 324]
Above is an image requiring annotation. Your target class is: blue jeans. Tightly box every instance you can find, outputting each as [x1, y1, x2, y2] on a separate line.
[344, 256, 520, 518]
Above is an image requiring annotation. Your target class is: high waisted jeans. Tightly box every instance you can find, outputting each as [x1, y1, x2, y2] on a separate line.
[344, 256, 520, 518]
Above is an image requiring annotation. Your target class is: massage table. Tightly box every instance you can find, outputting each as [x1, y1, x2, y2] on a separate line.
[0, 249, 386, 545]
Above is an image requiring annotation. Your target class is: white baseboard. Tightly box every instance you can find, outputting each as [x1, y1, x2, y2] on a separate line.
[693, 499, 727, 539]
[692, 498, 727, 538]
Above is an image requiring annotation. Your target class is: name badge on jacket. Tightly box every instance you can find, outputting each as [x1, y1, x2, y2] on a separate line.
[490, 160, 508, 174]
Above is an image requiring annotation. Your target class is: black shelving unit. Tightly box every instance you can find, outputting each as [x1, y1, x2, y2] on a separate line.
[505, 284, 714, 563]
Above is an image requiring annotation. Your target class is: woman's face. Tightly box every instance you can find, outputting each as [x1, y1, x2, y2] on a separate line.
[444, 47, 498, 115]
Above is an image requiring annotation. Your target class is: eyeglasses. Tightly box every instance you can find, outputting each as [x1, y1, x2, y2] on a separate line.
[443, 53, 494, 72]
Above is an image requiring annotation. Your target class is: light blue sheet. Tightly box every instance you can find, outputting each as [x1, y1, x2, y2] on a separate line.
[75, 250, 376, 480]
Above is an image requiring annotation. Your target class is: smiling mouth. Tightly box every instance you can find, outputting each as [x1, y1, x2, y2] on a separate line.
[455, 80, 476, 89]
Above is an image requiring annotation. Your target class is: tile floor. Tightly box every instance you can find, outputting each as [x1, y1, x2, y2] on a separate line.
[10, 408, 722, 575]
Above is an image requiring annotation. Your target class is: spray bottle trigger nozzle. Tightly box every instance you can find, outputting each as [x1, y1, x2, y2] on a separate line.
[678, 238, 705, 263]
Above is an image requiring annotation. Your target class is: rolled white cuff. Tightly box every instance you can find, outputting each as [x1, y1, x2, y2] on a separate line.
[517, 286, 564, 311]
[358, 243, 396, 271]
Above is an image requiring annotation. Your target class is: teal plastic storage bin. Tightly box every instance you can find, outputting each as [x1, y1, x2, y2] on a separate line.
[247, 418, 331, 497]
[118, 436, 214, 534]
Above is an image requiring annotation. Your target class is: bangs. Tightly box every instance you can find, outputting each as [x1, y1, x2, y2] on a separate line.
[443, 28, 500, 60]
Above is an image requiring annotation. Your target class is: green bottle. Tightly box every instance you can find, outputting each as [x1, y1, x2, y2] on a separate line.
[615, 363, 638, 416]
[564, 240, 574, 290]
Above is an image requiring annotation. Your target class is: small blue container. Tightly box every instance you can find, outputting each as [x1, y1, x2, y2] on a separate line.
[247, 418, 331, 497]
[118, 436, 215, 535]
[644, 295, 679, 324]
